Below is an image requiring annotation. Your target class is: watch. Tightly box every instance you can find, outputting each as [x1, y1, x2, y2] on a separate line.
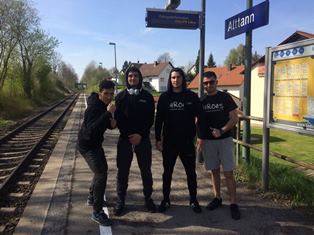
[219, 128, 225, 135]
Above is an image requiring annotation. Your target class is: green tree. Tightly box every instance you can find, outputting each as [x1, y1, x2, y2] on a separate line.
[18, 28, 59, 98]
[206, 52, 216, 67]
[157, 52, 174, 64]
[121, 60, 131, 73]
[81, 61, 111, 91]
[0, 0, 33, 90]
[36, 58, 52, 97]
[252, 50, 262, 64]
[194, 49, 200, 75]
[224, 44, 245, 66]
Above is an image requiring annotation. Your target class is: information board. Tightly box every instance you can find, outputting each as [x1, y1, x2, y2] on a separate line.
[266, 38, 314, 135]
[146, 8, 200, 30]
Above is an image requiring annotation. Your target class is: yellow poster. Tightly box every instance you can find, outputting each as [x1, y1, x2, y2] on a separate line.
[273, 57, 314, 123]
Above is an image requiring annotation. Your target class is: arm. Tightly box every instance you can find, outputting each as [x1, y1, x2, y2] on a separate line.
[155, 95, 164, 142]
[211, 108, 238, 138]
[155, 95, 164, 152]
[85, 107, 112, 132]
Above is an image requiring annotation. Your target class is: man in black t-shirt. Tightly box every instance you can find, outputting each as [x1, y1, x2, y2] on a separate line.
[197, 71, 241, 220]
[155, 67, 202, 213]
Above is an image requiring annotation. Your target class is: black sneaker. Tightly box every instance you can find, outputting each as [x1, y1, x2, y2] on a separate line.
[114, 199, 125, 216]
[158, 199, 170, 213]
[230, 204, 241, 220]
[91, 210, 112, 226]
[86, 196, 108, 207]
[206, 197, 222, 210]
[190, 201, 202, 213]
[145, 198, 156, 213]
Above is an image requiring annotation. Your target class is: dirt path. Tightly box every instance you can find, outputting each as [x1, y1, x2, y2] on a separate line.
[100, 129, 313, 235]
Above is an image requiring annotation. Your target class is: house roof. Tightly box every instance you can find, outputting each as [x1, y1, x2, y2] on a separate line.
[278, 30, 314, 45]
[128, 61, 173, 77]
[140, 62, 173, 77]
[129, 63, 143, 69]
[188, 65, 244, 89]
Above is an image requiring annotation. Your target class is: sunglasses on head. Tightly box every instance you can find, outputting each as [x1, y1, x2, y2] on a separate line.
[203, 80, 216, 85]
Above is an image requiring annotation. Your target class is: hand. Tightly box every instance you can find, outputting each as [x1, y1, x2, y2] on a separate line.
[107, 103, 116, 115]
[197, 138, 204, 152]
[156, 140, 163, 152]
[211, 127, 222, 138]
[128, 133, 142, 145]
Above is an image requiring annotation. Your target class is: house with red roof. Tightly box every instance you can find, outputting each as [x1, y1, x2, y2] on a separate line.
[188, 30, 314, 124]
[129, 61, 173, 92]
[188, 64, 244, 100]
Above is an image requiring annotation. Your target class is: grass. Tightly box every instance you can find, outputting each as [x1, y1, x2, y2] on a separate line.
[236, 127, 314, 210]
[250, 127, 314, 164]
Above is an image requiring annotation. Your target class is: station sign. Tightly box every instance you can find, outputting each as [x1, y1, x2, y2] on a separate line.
[266, 38, 314, 136]
[146, 8, 200, 30]
[225, 0, 269, 39]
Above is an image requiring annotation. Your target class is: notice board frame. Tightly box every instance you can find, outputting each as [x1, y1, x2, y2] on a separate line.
[266, 38, 314, 136]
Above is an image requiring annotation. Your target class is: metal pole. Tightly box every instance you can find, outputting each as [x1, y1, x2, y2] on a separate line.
[114, 44, 117, 82]
[109, 42, 118, 82]
[242, 0, 252, 163]
[196, 0, 206, 163]
[262, 47, 271, 191]
[198, 0, 205, 98]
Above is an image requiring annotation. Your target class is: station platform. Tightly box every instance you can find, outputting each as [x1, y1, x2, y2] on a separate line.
[13, 94, 314, 235]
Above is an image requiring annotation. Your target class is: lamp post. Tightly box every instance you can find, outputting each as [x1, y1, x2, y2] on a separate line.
[109, 42, 117, 82]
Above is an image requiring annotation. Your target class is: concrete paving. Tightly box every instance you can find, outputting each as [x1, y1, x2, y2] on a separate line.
[14, 94, 314, 235]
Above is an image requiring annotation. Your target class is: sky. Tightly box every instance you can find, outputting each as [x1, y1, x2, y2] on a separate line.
[32, 0, 314, 80]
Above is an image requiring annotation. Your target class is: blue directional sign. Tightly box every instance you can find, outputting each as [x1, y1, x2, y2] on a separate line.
[146, 8, 200, 30]
[225, 0, 269, 39]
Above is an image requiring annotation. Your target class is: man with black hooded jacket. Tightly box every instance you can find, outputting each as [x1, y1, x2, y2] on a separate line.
[114, 66, 156, 216]
[155, 67, 202, 213]
[77, 80, 116, 226]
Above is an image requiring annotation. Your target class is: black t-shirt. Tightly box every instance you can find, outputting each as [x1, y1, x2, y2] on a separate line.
[167, 92, 186, 140]
[200, 91, 237, 139]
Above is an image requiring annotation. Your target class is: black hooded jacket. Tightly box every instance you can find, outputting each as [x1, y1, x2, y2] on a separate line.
[155, 69, 202, 145]
[78, 92, 113, 149]
[115, 67, 155, 139]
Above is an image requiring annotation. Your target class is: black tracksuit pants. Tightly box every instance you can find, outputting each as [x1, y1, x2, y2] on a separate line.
[78, 146, 108, 213]
[116, 137, 153, 202]
[161, 139, 197, 203]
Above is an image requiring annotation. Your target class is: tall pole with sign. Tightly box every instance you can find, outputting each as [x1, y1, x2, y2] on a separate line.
[225, 0, 269, 164]
[242, 0, 253, 163]
[198, 0, 205, 98]
[146, 1, 204, 97]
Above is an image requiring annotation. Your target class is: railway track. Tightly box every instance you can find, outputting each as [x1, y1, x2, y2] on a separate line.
[0, 94, 79, 234]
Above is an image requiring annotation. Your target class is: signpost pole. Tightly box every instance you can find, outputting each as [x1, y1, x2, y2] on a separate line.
[196, 0, 206, 163]
[242, 0, 253, 163]
[198, 0, 205, 98]
[262, 47, 271, 191]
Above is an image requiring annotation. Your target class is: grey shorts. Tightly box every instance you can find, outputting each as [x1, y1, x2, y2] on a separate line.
[201, 137, 235, 171]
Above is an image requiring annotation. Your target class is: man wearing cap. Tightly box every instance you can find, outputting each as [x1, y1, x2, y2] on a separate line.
[114, 66, 156, 216]
[77, 80, 116, 226]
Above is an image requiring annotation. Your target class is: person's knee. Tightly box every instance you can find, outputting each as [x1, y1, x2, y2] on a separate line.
[94, 173, 106, 183]
[223, 171, 235, 180]
[211, 168, 220, 176]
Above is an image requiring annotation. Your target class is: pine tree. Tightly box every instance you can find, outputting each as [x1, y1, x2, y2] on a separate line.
[207, 53, 216, 67]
